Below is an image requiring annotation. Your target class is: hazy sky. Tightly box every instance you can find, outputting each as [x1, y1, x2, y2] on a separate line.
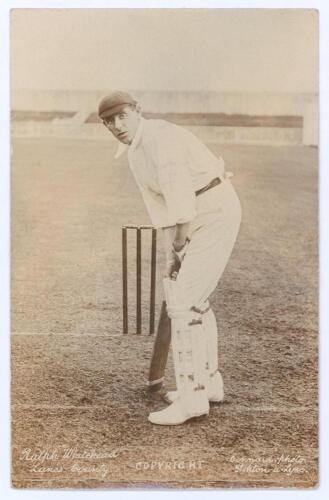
[11, 9, 318, 92]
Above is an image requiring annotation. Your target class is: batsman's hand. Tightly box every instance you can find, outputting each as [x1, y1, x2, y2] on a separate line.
[172, 237, 190, 264]
[165, 258, 181, 281]
[165, 237, 190, 280]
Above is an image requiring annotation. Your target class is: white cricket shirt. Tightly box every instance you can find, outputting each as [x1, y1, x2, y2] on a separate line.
[116, 118, 226, 228]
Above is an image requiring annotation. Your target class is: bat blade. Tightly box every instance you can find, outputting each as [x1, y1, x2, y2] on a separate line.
[147, 300, 171, 392]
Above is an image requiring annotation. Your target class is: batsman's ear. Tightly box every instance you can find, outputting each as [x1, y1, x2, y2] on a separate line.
[135, 103, 142, 114]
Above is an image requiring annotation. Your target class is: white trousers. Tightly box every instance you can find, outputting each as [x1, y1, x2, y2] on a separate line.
[173, 178, 241, 310]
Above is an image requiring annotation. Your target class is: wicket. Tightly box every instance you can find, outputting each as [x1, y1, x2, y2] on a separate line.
[122, 225, 157, 335]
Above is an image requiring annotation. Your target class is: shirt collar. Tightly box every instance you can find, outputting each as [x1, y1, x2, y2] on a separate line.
[114, 117, 144, 159]
[114, 142, 128, 159]
[129, 117, 144, 152]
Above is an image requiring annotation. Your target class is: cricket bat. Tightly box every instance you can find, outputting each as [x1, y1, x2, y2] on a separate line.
[147, 300, 171, 392]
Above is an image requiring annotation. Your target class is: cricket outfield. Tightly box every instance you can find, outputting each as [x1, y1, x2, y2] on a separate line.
[11, 137, 318, 488]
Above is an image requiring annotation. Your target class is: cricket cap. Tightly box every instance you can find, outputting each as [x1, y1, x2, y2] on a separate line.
[98, 91, 137, 119]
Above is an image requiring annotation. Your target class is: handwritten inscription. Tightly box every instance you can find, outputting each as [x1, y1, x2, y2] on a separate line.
[19, 447, 125, 479]
[229, 454, 307, 476]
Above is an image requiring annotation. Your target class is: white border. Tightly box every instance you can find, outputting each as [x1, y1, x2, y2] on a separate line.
[1, 1, 328, 499]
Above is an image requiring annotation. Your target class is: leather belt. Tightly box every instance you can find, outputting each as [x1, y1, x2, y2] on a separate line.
[195, 177, 221, 197]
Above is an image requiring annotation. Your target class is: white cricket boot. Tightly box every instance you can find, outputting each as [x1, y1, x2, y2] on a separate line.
[164, 307, 224, 404]
[148, 279, 209, 426]
[148, 389, 209, 425]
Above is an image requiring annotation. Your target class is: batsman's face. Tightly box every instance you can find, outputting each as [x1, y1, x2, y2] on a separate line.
[102, 106, 141, 145]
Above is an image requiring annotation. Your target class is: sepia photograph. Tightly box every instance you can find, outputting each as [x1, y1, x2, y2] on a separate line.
[9, 6, 319, 489]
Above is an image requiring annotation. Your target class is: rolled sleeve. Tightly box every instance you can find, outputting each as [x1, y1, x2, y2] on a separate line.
[140, 189, 171, 229]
